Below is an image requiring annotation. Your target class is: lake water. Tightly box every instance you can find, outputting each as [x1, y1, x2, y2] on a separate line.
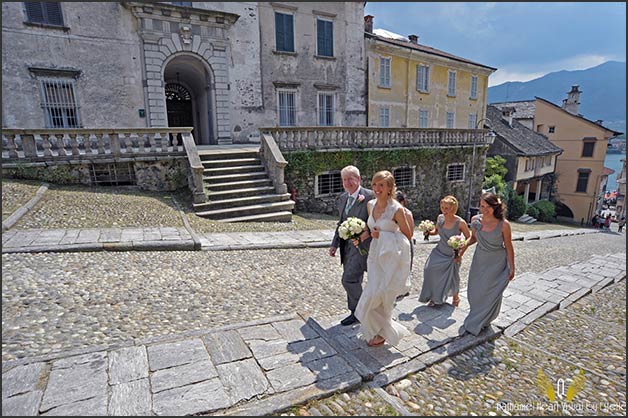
[604, 152, 626, 191]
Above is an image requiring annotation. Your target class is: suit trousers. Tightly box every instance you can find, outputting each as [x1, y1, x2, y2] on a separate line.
[341, 240, 366, 312]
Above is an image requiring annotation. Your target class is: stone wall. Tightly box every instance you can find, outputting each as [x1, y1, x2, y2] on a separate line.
[284, 147, 487, 220]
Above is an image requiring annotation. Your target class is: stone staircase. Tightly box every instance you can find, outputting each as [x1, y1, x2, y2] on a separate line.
[193, 147, 295, 222]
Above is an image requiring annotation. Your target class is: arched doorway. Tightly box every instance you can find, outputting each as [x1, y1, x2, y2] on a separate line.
[164, 54, 217, 145]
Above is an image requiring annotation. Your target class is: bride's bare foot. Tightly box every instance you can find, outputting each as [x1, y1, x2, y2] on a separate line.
[452, 295, 460, 307]
[367, 335, 385, 346]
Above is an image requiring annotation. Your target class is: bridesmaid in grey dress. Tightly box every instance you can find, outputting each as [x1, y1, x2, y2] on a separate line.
[419, 195, 470, 307]
[460, 192, 516, 336]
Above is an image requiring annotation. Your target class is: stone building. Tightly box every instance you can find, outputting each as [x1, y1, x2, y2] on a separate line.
[1, 2, 367, 145]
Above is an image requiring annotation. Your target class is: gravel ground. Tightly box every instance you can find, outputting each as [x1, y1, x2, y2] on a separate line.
[1, 233, 625, 362]
[1, 179, 42, 221]
[282, 281, 627, 416]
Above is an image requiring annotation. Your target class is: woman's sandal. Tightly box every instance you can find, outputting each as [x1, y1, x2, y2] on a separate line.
[427, 300, 436, 307]
[367, 336, 385, 347]
[452, 296, 460, 307]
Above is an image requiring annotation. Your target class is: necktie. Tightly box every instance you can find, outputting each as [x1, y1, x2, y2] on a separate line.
[345, 196, 355, 215]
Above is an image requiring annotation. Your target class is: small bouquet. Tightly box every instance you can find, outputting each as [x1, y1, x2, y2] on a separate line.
[338, 216, 368, 255]
[418, 220, 435, 241]
[447, 234, 467, 258]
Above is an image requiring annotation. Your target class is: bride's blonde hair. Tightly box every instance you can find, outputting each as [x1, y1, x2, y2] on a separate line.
[371, 170, 397, 199]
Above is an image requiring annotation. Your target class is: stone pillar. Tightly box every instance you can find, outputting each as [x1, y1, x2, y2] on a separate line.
[524, 182, 530, 205]
[536, 178, 543, 201]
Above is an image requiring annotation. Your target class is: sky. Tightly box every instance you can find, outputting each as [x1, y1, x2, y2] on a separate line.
[364, 2, 626, 86]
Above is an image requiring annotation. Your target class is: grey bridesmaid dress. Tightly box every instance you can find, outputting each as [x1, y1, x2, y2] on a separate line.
[419, 214, 461, 305]
[463, 216, 510, 336]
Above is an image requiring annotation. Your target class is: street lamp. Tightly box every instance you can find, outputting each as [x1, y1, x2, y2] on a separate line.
[466, 118, 496, 222]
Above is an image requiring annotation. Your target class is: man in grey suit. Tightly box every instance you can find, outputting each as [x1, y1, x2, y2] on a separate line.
[329, 165, 375, 326]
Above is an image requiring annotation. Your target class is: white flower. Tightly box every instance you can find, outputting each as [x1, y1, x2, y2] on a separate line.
[418, 220, 435, 232]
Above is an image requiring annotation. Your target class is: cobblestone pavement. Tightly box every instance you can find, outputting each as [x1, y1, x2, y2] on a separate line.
[281, 280, 627, 416]
[2, 233, 625, 362]
[1, 179, 42, 222]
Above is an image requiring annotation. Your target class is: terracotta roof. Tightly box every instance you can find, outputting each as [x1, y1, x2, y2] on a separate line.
[487, 105, 563, 156]
[602, 167, 616, 176]
[365, 32, 497, 71]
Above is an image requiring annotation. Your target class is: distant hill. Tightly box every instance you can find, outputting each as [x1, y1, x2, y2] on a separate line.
[488, 61, 626, 136]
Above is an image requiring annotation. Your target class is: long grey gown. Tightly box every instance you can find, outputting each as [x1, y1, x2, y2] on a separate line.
[418, 214, 462, 305]
[463, 216, 510, 336]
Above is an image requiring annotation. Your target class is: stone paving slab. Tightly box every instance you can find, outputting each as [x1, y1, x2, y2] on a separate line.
[1, 253, 624, 416]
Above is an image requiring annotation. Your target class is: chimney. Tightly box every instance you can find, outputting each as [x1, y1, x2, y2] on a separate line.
[408, 34, 418, 44]
[595, 119, 604, 125]
[501, 107, 515, 127]
[562, 85, 581, 115]
[364, 15, 373, 33]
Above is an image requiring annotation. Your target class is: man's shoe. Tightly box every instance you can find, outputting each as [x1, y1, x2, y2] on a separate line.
[340, 313, 359, 326]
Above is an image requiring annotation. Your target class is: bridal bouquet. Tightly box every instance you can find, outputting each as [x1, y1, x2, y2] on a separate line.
[447, 234, 467, 258]
[338, 216, 368, 255]
[418, 220, 435, 241]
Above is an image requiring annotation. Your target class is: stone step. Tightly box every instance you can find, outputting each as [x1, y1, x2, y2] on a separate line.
[201, 157, 261, 168]
[207, 178, 273, 192]
[204, 171, 268, 183]
[193, 193, 291, 211]
[212, 210, 294, 223]
[198, 150, 259, 160]
[207, 186, 277, 199]
[203, 165, 265, 176]
[195, 200, 295, 220]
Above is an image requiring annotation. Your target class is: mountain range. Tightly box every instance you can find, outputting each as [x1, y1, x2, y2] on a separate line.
[488, 61, 626, 136]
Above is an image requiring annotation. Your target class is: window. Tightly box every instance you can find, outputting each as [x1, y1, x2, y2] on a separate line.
[447, 71, 456, 96]
[468, 113, 477, 129]
[548, 126, 555, 133]
[39, 77, 81, 128]
[525, 158, 535, 172]
[419, 110, 428, 128]
[379, 57, 391, 88]
[416, 64, 429, 92]
[318, 93, 334, 126]
[470, 75, 478, 99]
[446, 112, 455, 129]
[316, 171, 343, 195]
[379, 107, 390, 127]
[582, 141, 595, 157]
[543, 155, 553, 167]
[576, 170, 590, 193]
[24, 2, 64, 26]
[277, 90, 296, 126]
[316, 18, 333, 57]
[275, 12, 294, 52]
[393, 166, 415, 188]
[447, 163, 465, 182]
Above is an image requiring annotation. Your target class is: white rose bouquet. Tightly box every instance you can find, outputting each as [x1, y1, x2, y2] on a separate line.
[418, 220, 435, 241]
[447, 234, 467, 258]
[338, 216, 368, 255]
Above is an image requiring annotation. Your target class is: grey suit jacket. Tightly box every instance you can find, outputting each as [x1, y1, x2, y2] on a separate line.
[331, 186, 375, 265]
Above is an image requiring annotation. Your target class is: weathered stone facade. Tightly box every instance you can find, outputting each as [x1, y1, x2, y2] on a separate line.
[2, 2, 367, 145]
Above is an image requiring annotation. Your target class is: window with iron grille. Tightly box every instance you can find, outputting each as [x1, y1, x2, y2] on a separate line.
[470, 75, 478, 99]
[278, 90, 296, 126]
[275, 12, 294, 52]
[39, 77, 81, 128]
[316, 18, 333, 57]
[576, 170, 590, 193]
[379, 57, 391, 88]
[447, 163, 465, 182]
[316, 171, 343, 195]
[416, 64, 429, 92]
[393, 166, 415, 188]
[419, 110, 428, 128]
[446, 112, 455, 128]
[447, 70, 456, 96]
[24, 2, 64, 26]
[318, 93, 334, 126]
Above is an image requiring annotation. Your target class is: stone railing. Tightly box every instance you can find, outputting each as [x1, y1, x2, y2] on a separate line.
[260, 133, 288, 194]
[260, 127, 494, 151]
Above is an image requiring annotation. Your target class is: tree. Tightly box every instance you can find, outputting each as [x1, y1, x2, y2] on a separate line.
[483, 155, 508, 197]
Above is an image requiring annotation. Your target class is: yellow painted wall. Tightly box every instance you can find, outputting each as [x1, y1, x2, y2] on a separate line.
[534, 100, 615, 222]
[366, 39, 494, 129]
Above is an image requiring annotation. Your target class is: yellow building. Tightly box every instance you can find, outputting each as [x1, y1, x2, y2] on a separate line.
[494, 86, 622, 223]
[364, 17, 496, 129]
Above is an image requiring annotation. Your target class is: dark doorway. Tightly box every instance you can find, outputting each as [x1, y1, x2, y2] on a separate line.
[165, 83, 193, 128]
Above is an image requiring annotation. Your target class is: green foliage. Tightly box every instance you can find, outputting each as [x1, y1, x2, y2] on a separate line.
[5, 164, 77, 184]
[483, 156, 508, 197]
[505, 184, 526, 220]
[525, 204, 540, 219]
[532, 199, 556, 222]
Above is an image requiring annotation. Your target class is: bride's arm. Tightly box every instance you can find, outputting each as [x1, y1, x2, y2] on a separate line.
[394, 207, 413, 241]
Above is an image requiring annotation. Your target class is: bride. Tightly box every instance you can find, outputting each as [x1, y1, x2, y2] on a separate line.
[353, 170, 413, 347]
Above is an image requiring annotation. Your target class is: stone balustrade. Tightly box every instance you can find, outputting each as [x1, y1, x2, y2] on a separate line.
[260, 133, 288, 194]
[1, 128, 191, 162]
[260, 127, 494, 151]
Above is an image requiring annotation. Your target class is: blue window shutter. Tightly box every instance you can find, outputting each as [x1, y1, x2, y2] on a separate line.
[326, 21, 333, 56]
[317, 19, 324, 54]
[285, 14, 294, 52]
[317, 20, 333, 56]
[44, 2, 64, 26]
[275, 12, 285, 51]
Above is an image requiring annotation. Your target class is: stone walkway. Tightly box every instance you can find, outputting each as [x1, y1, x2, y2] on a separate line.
[2, 252, 624, 416]
[0, 226, 602, 253]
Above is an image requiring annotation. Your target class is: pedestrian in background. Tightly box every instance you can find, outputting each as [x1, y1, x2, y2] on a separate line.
[395, 190, 415, 301]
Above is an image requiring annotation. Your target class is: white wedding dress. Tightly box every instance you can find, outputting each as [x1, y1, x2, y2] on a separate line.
[355, 199, 411, 346]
